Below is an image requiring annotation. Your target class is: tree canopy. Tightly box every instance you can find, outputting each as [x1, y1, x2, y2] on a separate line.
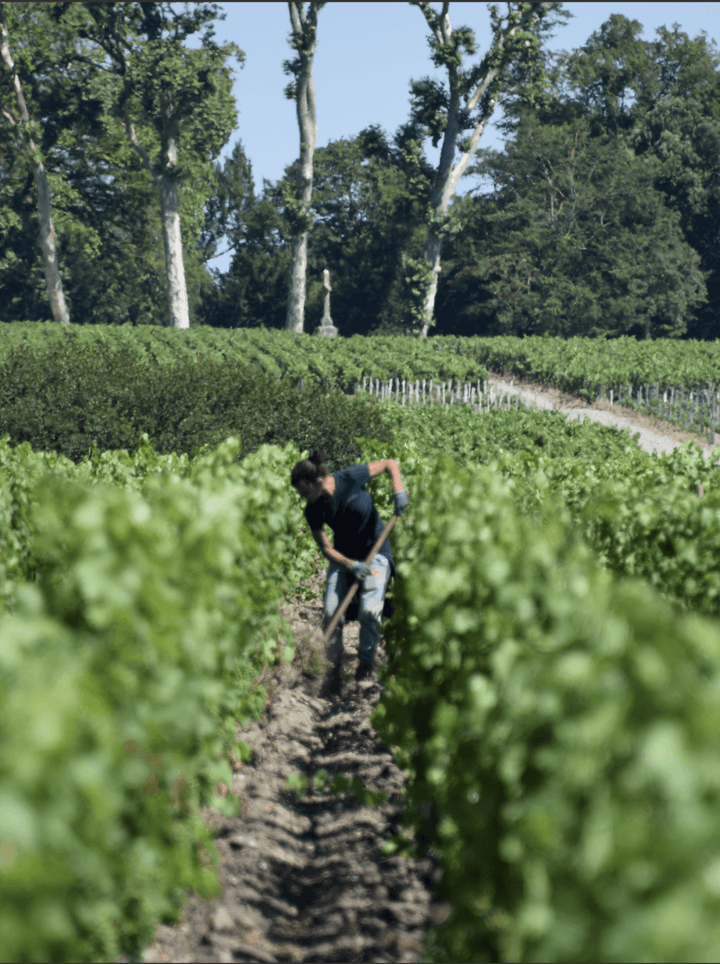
[1, 4, 718, 340]
[0, 1, 240, 325]
[434, 13, 720, 339]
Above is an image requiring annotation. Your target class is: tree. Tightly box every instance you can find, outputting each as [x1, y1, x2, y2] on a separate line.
[0, 1, 70, 323]
[442, 114, 706, 338]
[435, 15, 718, 339]
[0, 2, 163, 325]
[60, 1, 242, 328]
[626, 26, 720, 338]
[283, 1, 323, 333]
[550, 14, 659, 138]
[630, 97, 720, 339]
[511, 14, 720, 340]
[0, 2, 232, 326]
[198, 138, 256, 266]
[199, 126, 435, 334]
[271, 126, 434, 334]
[196, 144, 294, 329]
[408, 0, 569, 336]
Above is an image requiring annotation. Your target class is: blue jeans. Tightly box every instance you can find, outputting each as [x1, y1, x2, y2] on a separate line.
[324, 555, 391, 665]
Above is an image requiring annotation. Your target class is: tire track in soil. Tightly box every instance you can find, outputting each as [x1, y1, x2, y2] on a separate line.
[132, 570, 449, 964]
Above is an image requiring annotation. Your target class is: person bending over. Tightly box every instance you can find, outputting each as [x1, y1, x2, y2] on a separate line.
[291, 448, 409, 694]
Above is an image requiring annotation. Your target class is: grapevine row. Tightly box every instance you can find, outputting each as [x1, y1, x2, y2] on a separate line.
[372, 402, 720, 618]
[365, 441, 720, 963]
[5, 323, 720, 435]
[0, 436, 317, 962]
[0, 323, 487, 389]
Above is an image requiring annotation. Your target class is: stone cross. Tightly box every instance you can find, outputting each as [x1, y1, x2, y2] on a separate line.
[315, 266, 338, 337]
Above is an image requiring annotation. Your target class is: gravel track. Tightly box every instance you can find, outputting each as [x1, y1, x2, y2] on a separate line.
[487, 370, 719, 460]
[129, 377, 712, 963]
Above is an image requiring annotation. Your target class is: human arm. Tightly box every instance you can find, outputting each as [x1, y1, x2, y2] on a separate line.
[311, 528, 359, 572]
[367, 458, 403, 493]
[367, 459, 409, 514]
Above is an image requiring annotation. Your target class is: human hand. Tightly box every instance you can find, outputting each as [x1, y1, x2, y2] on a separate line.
[393, 490, 410, 515]
[350, 560, 373, 580]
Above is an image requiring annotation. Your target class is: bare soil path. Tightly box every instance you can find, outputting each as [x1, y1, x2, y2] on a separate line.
[129, 569, 448, 964]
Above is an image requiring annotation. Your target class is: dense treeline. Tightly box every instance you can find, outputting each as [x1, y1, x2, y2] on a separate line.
[437, 16, 720, 340]
[1, 5, 718, 338]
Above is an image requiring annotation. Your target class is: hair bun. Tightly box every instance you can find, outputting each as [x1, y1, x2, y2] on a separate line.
[309, 447, 326, 466]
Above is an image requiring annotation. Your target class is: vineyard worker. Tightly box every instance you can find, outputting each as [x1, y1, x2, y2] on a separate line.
[291, 448, 409, 693]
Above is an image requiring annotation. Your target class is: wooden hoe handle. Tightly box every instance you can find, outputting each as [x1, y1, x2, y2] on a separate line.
[322, 514, 398, 643]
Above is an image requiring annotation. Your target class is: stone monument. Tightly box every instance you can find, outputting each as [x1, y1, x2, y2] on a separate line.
[315, 267, 338, 337]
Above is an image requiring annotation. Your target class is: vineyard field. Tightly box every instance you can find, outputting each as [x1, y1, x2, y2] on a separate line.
[4, 323, 720, 438]
[371, 445, 720, 963]
[4, 326, 720, 961]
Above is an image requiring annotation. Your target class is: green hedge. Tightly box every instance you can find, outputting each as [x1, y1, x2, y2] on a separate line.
[0, 339, 392, 465]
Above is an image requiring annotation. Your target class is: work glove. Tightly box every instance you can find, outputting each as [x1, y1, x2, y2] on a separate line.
[350, 560, 373, 581]
[393, 489, 410, 515]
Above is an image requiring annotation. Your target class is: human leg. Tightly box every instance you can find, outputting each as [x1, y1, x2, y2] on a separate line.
[323, 562, 347, 664]
[356, 555, 391, 666]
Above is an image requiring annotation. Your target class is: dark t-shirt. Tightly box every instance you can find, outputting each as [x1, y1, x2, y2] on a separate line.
[304, 464, 395, 577]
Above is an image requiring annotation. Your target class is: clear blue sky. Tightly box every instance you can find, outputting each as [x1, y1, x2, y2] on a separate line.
[204, 1, 720, 272]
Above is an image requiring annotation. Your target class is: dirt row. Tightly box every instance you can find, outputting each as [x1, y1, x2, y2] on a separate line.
[131, 569, 449, 964]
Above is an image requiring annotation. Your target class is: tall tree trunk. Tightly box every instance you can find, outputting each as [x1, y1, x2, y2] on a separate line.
[419, 75, 462, 337]
[35, 165, 70, 324]
[159, 174, 190, 330]
[123, 110, 190, 329]
[421, 224, 443, 336]
[1, 3, 70, 324]
[416, 2, 549, 337]
[285, 2, 319, 333]
[287, 228, 309, 333]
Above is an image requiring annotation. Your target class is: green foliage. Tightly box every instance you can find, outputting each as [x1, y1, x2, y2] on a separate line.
[282, 2, 325, 102]
[3, 7, 719, 341]
[0, 1, 148, 324]
[198, 138, 256, 265]
[0, 1, 240, 327]
[439, 14, 720, 340]
[379, 398, 720, 618]
[629, 84, 720, 340]
[6, 324, 720, 961]
[443, 333, 720, 400]
[378, 396, 642, 465]
[205, 128, 434, 334]
[369, 444, 720, 963]
[527, 440, 720, 619]
[0, 327, 398, 466]
[0, 436, 318, 961]
[407, 1, 569, 329]
[445, 114, 706, 338]
[278, 176, 316, 236]
[401, 248, 436, 330]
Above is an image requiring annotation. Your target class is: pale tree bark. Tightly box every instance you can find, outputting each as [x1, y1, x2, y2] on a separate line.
[285, 2, 321, 333]
[0, 2, 70, 324]
[123, 96, 190, 330]
[416, 1, 551, 336]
